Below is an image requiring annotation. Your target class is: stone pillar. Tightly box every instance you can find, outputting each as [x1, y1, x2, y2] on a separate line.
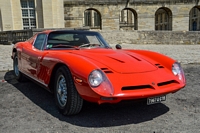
[173, 15, 189, 31]
[42, 0, 64, 28]
[35, 0, 44, 28]
[172, 5, 191, 31]
[11, 0, 23, 30]
[0, 0, 13, 31]
[101, 5, 119, 30]
[0, 0, 23, 31]
[137, 6, 155, 31]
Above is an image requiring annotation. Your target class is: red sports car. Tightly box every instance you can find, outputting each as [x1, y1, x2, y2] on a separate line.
[11, 30, 186, 115]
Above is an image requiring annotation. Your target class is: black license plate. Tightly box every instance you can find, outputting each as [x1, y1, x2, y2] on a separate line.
[147, 95, 166, 105]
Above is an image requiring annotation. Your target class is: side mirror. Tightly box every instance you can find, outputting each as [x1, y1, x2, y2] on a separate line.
[115, 44, 122, 49]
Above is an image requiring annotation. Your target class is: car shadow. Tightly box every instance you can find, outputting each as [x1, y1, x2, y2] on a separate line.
[4, 70, 169, 127]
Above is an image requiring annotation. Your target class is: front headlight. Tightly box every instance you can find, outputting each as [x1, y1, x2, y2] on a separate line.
[172, 62, 185, 83]
[88, 69, 114, 96]
[88, 70, 103, 87]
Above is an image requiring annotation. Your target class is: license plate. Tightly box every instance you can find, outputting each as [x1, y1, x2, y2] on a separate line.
[147, 95, 166, 105]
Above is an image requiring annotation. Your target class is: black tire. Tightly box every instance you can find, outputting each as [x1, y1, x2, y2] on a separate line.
[13, 53, 24, 81]
[54, 66, 83, 115]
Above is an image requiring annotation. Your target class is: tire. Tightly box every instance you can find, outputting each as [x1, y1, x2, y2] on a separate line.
[13, 53, 24, 81]
[54, 66, 83, 115]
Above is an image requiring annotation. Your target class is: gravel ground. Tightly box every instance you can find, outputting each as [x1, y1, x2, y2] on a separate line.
[111, 44, 200, 64]
[0, 64, 200, 133]
[0, 44, 200, 133]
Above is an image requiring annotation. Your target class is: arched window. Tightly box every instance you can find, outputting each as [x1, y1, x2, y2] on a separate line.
[189, 7, 200, 31]
[155, 7, 172, 31]
[119, 8, 138, 30]
[84, 9, 101, 29]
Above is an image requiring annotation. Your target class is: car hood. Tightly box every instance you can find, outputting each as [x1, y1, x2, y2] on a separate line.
[70, 49, 158, 73]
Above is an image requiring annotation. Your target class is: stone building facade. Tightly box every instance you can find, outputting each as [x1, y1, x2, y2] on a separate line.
[0, 0, 200, 31]
[64, 0, 200, 31]
[0, 0, 64, 31]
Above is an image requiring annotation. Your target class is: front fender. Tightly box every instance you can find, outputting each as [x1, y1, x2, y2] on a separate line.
[125, 50, 176, 70]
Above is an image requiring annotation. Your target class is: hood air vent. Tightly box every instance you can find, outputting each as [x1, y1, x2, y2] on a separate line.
[101, 68, 113, 74]
[107, 56, 125, 63]
[155, 64, 164, 68]
[127, 54, 141, 61]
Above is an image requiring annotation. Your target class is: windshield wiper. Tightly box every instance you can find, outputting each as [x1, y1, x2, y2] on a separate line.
[78, 43, 101, 48]
[48, 44, 79, 50]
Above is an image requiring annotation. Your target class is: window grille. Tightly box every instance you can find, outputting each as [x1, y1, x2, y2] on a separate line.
[189, 7, 200, 31]
[155, 8, 171, 31]
[21, 0, 36, 29]
[119, 9, 137, 30]
[84, 10, 91, 26]
[84, 9, 101, 29]
[94, 12, 100, 26]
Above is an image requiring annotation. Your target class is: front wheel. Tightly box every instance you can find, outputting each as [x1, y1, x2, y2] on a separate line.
[13, 53, 24, 81]
[54, 66, 83, 115]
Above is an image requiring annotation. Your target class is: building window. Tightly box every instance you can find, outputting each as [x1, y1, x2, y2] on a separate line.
[189, 7, 200, 31]
[84, 10, 91, 27]
[193, 8, 197, 17]
[21, 0, 36, 29]
[193, 21, 197, 31]
[155, 8, 172, 31]
[94, 12, 101, 26]
[84, 9, 101, 29]
[119, 8, 138, 30]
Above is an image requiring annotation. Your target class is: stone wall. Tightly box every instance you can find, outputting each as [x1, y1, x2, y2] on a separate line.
[1, 28, 200, 45]
[64, 0, 196, 31]
[99, 30, 200, 44]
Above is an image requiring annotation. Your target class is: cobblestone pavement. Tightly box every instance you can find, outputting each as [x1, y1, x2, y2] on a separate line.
[114, 44, 200, 64]
[0, 44, 200, 71]
[0, 45, 13, 71]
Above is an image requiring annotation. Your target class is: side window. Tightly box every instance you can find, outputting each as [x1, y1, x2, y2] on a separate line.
[34, 34, 46, 50]
[26, 34, 37, 44]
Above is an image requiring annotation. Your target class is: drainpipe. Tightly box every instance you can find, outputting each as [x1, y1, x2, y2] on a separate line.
[126, 0, 130, 8]
[196, 0, 199, 5]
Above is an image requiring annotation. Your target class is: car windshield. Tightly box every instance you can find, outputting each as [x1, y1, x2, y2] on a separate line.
[46, 31, 111, 49]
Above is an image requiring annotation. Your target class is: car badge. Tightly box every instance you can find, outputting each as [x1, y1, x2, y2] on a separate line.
[152, 82, 156, 86]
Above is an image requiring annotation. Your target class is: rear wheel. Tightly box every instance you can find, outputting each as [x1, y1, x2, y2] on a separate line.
[54, 66, 83, 115]
[13, 53, 24, 81]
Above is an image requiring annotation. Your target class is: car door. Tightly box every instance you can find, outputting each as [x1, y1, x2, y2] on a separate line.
[22, 33, 47, 83]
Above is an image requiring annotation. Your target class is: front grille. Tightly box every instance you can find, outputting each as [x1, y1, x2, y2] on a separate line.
[122, 80, 179, 91]
[122, 85, 154, 91]
[157, 80, 179, 87]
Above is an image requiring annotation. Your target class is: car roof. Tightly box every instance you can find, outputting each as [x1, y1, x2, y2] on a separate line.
[41, 30, 99, 35]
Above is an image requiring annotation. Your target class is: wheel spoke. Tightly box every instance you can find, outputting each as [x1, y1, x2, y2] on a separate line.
[56, 75, 67, 107]
[54, 66, 83, 115]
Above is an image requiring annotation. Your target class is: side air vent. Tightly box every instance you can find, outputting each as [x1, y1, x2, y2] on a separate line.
[101, 68, 113, 74]
[155, 64, 164, 68]
[122, 85, 154, 91]
[157, 80, 179, 87]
